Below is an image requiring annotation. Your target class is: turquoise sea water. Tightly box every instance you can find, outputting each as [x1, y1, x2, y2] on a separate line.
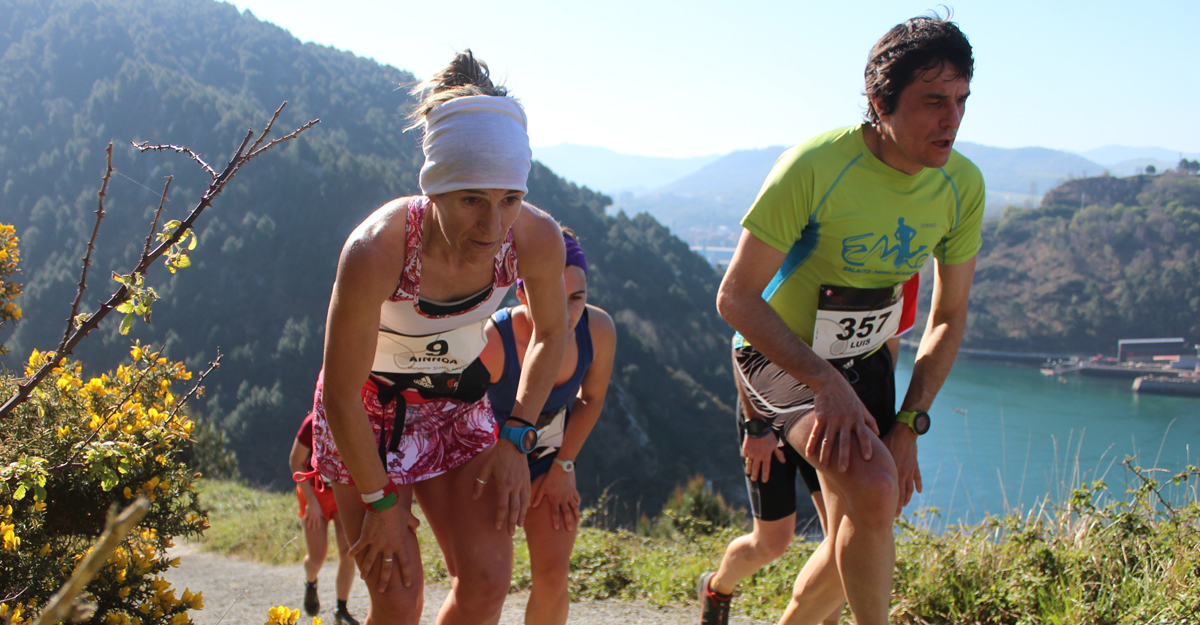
[894, 349, 1200, 526]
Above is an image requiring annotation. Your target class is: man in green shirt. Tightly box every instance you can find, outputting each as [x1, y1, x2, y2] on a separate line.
[699, 16, 982, 625]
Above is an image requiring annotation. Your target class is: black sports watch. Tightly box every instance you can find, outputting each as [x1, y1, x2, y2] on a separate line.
[895, 410, 931, 435]
[741, 418, 773, 439]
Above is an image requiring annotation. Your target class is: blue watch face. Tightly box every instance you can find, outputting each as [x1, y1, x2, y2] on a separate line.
[520, 428, 537, 452]
[501, 425, 538, 453]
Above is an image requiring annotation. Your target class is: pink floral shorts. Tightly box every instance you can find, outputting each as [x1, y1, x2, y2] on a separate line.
[310, 370, 498, 485]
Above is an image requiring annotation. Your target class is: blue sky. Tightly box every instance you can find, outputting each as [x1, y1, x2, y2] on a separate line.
[225, 0, 1198, 158]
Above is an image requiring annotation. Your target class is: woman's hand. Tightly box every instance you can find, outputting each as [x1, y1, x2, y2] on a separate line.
[531, 465, 580, 531]
[302, 498, 325, 533]
[472, 442, 531, 535]
[348, 504, 420, 593]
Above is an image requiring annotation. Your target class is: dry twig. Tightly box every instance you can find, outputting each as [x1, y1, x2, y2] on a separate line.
[166, 350, 221, 424]
[59, 144, 113, 354]
[140, 175, 173, 263]
[0, 102, 318, 419]
[30, 498, 150, 625]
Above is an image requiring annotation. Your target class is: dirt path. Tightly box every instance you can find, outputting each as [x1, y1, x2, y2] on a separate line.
[164, 543, 768, 625]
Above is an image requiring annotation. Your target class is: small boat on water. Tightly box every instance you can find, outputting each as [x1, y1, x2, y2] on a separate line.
[1132, 375, 1200, 398]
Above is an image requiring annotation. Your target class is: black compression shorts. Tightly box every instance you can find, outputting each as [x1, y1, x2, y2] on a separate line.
[733, 344, 897, 521]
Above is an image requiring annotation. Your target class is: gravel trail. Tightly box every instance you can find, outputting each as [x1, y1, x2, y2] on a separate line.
[164, 543, 768, 625]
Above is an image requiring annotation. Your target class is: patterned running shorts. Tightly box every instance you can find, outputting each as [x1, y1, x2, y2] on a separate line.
[310, 370, 498, 485]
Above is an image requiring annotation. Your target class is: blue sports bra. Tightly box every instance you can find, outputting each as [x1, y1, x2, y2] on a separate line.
[488, 307, 593, 424]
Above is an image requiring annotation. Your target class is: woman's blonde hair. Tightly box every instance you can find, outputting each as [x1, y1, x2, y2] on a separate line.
[407, 50, 513, 130]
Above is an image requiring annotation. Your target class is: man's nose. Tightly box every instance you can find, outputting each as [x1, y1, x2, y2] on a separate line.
[942, 101, 963, 129]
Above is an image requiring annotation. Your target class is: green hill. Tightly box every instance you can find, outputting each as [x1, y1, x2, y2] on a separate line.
[963, 170, 1200, 354]
[0, 0, 741, 517]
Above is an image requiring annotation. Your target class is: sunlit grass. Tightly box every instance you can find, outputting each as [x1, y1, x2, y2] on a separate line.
[197, 459, 1200, 624]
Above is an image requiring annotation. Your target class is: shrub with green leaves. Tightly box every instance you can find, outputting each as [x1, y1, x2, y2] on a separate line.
[0, 223, 22, 355]
[1, 340, 209, 624]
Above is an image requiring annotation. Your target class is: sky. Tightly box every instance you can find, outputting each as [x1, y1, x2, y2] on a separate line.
[225, 0, 1198, 159]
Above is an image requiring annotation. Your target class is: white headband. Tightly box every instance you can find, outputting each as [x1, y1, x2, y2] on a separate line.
[419, 95, 531, 196]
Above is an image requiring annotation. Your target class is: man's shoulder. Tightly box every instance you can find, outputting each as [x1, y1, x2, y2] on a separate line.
[787, 125, 862, 164]
[767, 126, 864, 184]
[941, 149, 985, 188]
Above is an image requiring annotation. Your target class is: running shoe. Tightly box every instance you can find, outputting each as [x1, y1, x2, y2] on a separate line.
[698, 571, 732, 625]
[303, 580, 319, 617]
[334, 606, 360, 625]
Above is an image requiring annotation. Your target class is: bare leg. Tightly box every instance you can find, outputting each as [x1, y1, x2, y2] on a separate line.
[415, 446, 514, 625]
[811, 491, 847, 625]
[333, 514, 357, 602]
[778, 491, 847, 625]
[332, 483, 424, 625]
[303, 514, 330, 584]
[782, 416, 897, 625]
[522, 486, 578, 625]
[710, 515, 795, 595]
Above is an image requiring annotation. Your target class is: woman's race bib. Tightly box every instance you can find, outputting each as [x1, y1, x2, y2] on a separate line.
[532, 406, 568, 460]
[811, 284, 903, 360]
[372, 319, 489, 375]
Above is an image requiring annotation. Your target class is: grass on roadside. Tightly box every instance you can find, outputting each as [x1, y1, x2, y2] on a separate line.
[198, 460, 1200, 624]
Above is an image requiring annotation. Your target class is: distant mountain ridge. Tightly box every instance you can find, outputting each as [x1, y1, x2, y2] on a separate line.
[532, 144, 719, 195]
[599, 139, 1122, 237]
[1078, 145, 1200, 166]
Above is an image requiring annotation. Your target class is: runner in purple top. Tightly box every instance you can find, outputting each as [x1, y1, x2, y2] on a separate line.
[480, 227, 616, 625]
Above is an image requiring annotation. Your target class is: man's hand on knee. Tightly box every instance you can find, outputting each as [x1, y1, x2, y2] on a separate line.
[807, 372, 879, 472]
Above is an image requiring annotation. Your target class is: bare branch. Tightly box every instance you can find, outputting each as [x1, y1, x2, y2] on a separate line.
[0, 104, 319, 420]
[245, 102, 287, 155]
[248, 118, 320, 161]
[59, 143, 113, 354]
[31, 498, 150, 625]
[140, 175, 173, 264]
[130, 142, 217, 180]
[166, 350, 221, 424]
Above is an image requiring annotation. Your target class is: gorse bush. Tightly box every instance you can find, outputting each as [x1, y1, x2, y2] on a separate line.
[640, 475, 747, 538]
[0, 341, 209, 624]
[0, 224, 21, 355]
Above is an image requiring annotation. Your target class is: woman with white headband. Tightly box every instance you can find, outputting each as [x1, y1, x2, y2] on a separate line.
[310, 51, 569, 625]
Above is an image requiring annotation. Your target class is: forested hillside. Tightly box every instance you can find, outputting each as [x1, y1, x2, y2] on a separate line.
[0, 0, 741, 516]
[964, 170, 1200, 353]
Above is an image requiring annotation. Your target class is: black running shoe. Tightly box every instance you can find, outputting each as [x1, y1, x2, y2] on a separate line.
[698, 571, 732, 625]
[334, 606, 360, 625]
[303, 580, 319, 617]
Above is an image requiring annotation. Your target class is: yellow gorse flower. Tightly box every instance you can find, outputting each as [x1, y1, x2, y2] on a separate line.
[265, 606, 301, 625]
[2, 521, 20, 551]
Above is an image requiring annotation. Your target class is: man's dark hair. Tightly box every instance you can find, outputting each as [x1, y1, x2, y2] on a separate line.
[864, 15, 974, 123]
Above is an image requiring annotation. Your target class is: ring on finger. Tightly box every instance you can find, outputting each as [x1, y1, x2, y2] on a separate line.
[476, 478, 487, 484]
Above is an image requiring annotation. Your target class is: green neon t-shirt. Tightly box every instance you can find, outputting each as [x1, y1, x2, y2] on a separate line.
[735, 124, 984, 349]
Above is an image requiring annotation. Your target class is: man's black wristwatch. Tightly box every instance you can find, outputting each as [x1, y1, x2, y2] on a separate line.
[741, 418, 773, 439]
[895, 410, 931, 435]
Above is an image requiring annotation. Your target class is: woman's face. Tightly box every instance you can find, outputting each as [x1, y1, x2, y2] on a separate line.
[517, 263, 588, 331]
[564, 265, 588, 331]
[429, 189, 525, 261]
